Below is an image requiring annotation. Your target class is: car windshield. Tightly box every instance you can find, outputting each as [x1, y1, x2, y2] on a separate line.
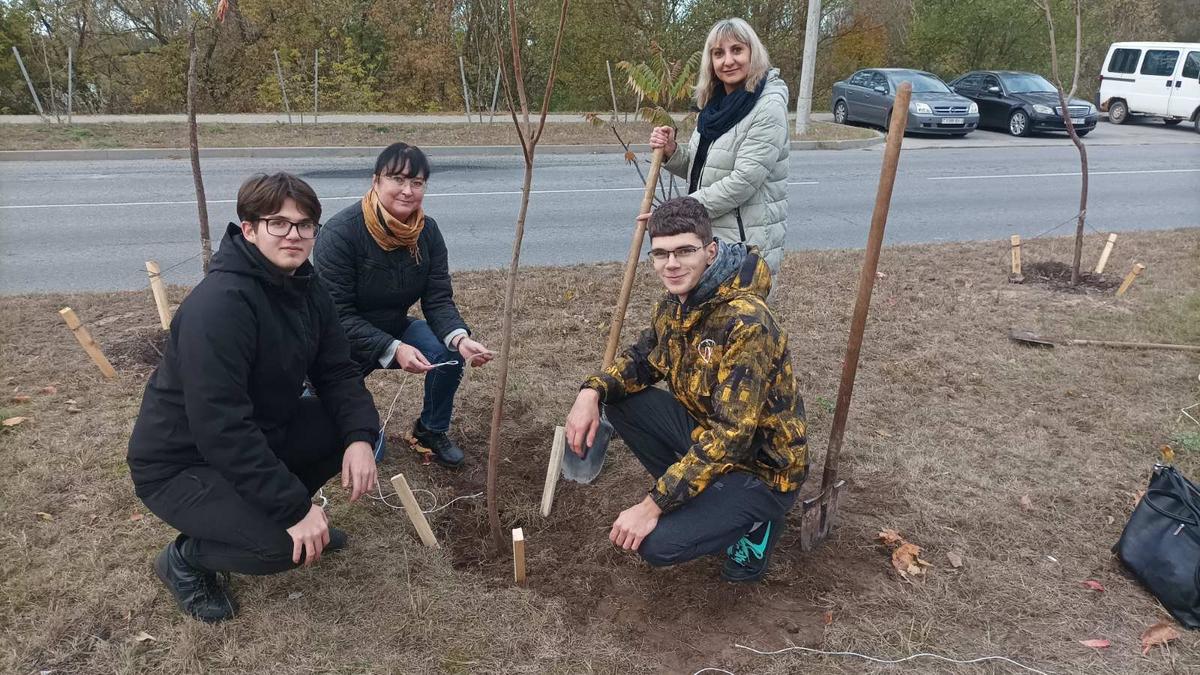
[1002, 73, 1057, 93]
[892, 72, 950, 93]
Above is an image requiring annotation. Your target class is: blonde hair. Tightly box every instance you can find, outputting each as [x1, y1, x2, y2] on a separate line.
[694, 18, 772, 109]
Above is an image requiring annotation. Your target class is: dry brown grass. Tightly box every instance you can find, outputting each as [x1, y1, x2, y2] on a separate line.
[1, 229, 1197, 674]
[0, 120, 871, 151]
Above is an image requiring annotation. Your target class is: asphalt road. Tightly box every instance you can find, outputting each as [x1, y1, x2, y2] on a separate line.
[1, 126, 1197, 293]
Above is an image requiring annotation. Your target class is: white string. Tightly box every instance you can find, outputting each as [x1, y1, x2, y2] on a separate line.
[725, 643, 1052, 675]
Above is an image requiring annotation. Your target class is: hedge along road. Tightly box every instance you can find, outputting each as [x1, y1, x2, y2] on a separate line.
[0, 138, 1197, 293]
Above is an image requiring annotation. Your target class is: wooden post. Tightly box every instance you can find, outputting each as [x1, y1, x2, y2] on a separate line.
[512, 528, 526, 584]
[488, 66, 500, 123]
[312, 49, 319, 123]
[458, 56, 473, 123]
[389, 473, 439, 548]
[1094, 233, 1117, 274]
[273, 50, 292, 123]
[1008, 235, 1024, 282]
[606, 60, 619, 122]
[1116, 262, 1145, 297]
[66, 46, 73, 123]
[12, 47, 45, 118]
[59, 308, 117, 379]
[540, 426, 566, 517]
[145, 261, 172, 330]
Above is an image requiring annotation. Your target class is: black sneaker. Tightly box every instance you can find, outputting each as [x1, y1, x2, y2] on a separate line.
[408, 420, 465, 468]
[721, 519, 783, 583]
[154, 537, 236, 622]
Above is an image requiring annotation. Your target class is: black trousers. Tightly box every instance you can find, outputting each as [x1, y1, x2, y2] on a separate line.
[606, 387, 797, 567]
[140, 397, 342, 575]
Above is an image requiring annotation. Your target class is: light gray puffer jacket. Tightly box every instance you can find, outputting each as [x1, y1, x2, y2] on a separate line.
[664, 69, 790, 276]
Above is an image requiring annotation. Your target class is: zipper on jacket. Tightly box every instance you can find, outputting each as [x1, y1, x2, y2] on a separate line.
[735, 208, 746, 242]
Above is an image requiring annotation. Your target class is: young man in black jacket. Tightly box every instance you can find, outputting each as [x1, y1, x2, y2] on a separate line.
[127, 173, 381, 623]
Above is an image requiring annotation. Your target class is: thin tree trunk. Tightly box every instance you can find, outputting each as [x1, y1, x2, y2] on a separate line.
[188, 26, 212, 273]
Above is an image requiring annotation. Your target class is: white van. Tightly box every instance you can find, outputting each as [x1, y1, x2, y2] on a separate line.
[1098, 41, 1200, 132]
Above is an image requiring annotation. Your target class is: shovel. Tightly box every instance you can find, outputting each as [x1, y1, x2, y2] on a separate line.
[1008, 329, 1200, 352]
[798, 83, 912, 552]
[561, 147, 666, 484]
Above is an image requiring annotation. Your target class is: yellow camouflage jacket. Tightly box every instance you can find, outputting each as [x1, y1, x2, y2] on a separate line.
[583, 246, 808, 512]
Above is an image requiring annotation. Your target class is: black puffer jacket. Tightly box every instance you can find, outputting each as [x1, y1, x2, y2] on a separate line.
[127, 223, 380, 527]
[313, 203, 468, 372]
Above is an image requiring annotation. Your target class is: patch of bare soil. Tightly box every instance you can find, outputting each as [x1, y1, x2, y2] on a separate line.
[1022, 260, 1122, 292]
[2, 229, 1198, 674]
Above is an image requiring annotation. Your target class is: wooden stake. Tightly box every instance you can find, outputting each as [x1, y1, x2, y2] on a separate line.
[59, 308, 116, 379]
[1010, 235, 1022, 276]
[606, 60, 619, 122]
[1094, 233, 1117, 274]
[389, 473, 440, 548]
[145, 261, 172, 330]
[458, 56, 473, 123]
[1116, 262, 1145, 297]
[273, 50, 292, 123]
[540, 426, 566, 517]
[512, 527, 526, 584]
[12, 46, 45, 118]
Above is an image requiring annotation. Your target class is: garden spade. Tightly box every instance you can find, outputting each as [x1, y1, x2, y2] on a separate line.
[561, 147, 666, 484]
[799, 84, 912, 552]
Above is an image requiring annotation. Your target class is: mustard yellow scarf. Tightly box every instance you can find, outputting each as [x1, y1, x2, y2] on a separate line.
[362, 189, 425, 263]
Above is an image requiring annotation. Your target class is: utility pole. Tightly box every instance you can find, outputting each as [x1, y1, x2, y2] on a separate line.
[795, 0, 822, 136]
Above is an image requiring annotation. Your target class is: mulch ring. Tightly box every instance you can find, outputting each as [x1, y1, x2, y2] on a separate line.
[1018, 261, 1122, 292]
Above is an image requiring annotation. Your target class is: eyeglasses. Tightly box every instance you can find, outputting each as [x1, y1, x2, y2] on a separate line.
[381, 174, 427, 191]
[258, 217, 320, 240]
[648, 245, 704, 263]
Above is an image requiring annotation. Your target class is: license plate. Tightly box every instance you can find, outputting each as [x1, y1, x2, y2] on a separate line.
[940, 118, 964, 125]
[1070, 117, 1085, 125]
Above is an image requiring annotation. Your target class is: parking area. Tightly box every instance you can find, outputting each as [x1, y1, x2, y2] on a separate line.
[898, 116, 1200, 149]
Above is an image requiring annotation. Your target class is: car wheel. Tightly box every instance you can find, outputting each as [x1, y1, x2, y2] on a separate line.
[1108, 100, 1129, 124]
[1163, 118, 1182, 126]
[1008, 110, 1031, 137]
[1076, 129, 1091, 137]
[1195, 116, 1200, 135]
[833, 100, 849, 125]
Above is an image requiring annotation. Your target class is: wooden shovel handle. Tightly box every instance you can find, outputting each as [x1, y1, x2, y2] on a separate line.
[820, 83, 912, 501]
[603, 147, 665, 368]
[1068, 339, 1200, 352]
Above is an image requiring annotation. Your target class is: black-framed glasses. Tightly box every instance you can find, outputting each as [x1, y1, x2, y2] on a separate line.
[258, 217, 320, 239]
[648, 245, 703, 263]
[381, 174, 427, 191]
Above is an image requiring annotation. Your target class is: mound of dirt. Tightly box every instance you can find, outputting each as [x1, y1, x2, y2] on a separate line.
[1021, 261, 1121, 292]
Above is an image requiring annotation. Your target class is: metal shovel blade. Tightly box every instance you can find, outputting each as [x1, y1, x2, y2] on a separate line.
[797, 480, 845, 552]
[1008, 329, 1056, 348]
[560, 416, 613, 484]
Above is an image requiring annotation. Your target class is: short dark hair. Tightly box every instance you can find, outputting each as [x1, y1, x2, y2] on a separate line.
[647, 196, 713, 242]
[236, 172, 322, 223]
[375, 142, 431, 179]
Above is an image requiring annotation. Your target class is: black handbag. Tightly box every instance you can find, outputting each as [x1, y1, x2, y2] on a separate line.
[1115, 464, 1200, 628]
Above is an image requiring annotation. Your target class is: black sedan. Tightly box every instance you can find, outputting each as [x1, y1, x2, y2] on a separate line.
[949, 71, 1098, 137]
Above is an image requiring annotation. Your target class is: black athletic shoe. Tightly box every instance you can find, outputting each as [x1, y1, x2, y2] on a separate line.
[327, 527, 348, 552]
[154, 538, 236, 623]
[721, 518, 784, 583]
[408, 420, 465, 468]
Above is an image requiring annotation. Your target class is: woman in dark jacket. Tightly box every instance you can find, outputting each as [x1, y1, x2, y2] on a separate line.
[314, 143, 493, 468]
[127, 173, 380, 623]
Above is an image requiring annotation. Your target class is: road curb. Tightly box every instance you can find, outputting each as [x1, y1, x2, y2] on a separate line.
[0, 135, 883, 162]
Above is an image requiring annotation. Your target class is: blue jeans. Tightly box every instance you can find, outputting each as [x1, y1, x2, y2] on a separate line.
[396, 319, 464, 433]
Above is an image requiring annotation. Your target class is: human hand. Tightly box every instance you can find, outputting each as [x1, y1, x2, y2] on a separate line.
[286, 503, 330, 566]
[610, 495, 662, 551]
[394, 343, 433, 373]
[341, 440, 377, 502]
[648, 126, 677, 157]
[456, 336, 495, 367]
[564, 388, 601, 458]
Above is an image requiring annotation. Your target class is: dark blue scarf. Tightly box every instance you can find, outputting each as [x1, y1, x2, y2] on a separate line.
[689, 76, 768, 193]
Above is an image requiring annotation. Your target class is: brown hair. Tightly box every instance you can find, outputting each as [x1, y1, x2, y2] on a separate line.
[648, 197, 713, 242]
[236, 172, 322, 224]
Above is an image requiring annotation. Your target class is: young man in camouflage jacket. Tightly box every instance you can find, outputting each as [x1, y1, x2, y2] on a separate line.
[565, 196, 808, 582]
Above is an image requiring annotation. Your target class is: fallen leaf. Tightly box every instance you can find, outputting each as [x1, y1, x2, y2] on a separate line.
[35, 512, 53, 521]
[3, 417, 29, 427]
[1079, 638, 1111, 649]
[66, 405, 82, 414]
[1081, 579, 1105, 592]
[891, 542, 931, 579]
[10, 395, 30, 403]
[1140, 621, 1180, 655]
[1019, 495, 1034, 511]
[946, 551, 964, 568]
[129, 513, 144, 522]
[822, 610, 834, 625]
[39, 385, 57, 395]
[874, 429, 894, 438]
[1160, 445, 1176, 463]
[133, 631, 156, 642]
[877, 529, 905, 548]
[288, 591, 303, 601]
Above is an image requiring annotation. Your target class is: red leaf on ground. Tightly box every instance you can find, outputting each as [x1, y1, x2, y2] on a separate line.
[891, 542, 931, 579]
[1079, 638, 1111, 649]
[1081, 580, 1105, 592]
[822, 610, 833, 625]
[877, 528, 905, 548]
[1140, 621, 1180, 655]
